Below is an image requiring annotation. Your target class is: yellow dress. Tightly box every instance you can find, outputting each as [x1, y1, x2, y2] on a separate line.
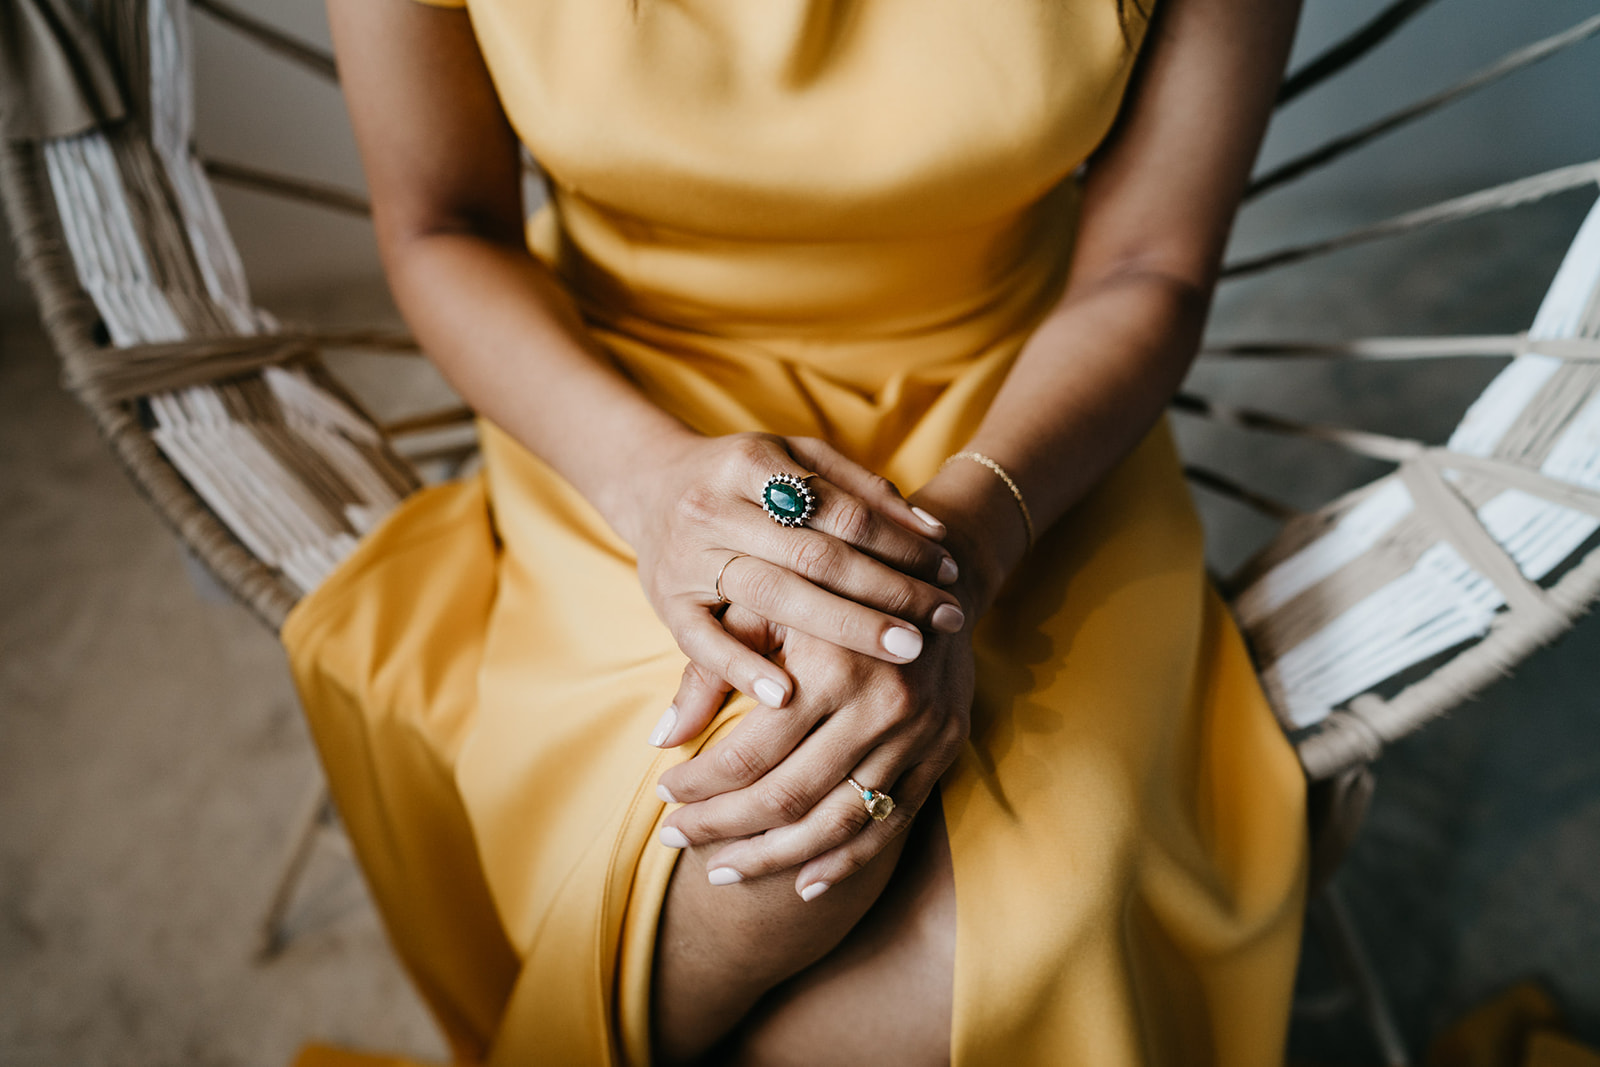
[282, 1, 1309, 1064]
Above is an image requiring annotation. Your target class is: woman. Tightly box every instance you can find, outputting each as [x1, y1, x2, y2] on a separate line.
[287, 0, 1310, 1062]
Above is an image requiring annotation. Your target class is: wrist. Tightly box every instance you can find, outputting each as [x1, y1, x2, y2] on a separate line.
[593, 420, 703, 549]
[910, 461, 1030, 618]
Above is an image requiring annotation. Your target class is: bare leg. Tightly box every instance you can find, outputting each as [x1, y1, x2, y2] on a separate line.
[652, 794, 955, 1065]
[652, 828, 912, 1062]
[727, 794, 956, 1066]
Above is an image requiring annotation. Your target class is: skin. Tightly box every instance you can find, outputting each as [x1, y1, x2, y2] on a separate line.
[327, 0, 1302, 1062]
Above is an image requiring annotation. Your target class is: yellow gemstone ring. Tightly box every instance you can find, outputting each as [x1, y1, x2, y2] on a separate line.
[846, 777, 895, 821]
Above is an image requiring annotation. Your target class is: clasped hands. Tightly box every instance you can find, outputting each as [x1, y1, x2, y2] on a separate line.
[618, 431, 985, 903]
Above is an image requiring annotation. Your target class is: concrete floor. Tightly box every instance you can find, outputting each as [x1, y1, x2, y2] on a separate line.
[4, 194, 1600, 1064]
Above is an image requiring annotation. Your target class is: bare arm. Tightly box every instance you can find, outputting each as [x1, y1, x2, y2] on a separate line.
[924, 0, 1304, 606]
[328, 0, 968, 714]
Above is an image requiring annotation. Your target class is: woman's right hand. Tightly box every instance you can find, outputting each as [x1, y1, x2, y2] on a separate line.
[612, 431, 966, 736]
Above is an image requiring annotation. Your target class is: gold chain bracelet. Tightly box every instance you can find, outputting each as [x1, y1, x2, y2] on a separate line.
[940, 451, 1035, 546]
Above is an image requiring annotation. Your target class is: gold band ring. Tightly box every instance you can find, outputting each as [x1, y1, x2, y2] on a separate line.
[714, 553, 749, 606]
[846, 777, 895, 821]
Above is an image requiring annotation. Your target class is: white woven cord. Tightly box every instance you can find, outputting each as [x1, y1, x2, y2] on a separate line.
[1237, 193, 1600, 735]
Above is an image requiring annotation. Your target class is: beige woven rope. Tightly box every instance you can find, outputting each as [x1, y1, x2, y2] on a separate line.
[1225, 160, 1600, 279]
[0, 0, 422, 630]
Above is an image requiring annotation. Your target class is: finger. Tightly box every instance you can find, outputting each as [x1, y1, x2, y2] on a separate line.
[720, 553, 943, 663]
[668, 603, 794, 712]
[653, 610, 782, 754]
[652, 659, 730, 753]
[657, 697, 825, 805]
[749, 523, 967, 637]
[786, 437, 949, 544]
[789, 758, 944, 900]
[697, 748, 921, 888]
[747, 453, 956, 588]
[786, 476, 959, 588]
[660, 720, 882, 846]
[698, 780, 874, 886]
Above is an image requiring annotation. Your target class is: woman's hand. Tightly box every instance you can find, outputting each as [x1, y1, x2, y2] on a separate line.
[618, 432, 967, 735]
[652, 602, 974, 901]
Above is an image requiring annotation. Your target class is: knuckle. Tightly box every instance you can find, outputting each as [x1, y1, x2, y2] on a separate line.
[814, 648, 862, 693]
[716, 648, 746, 687]
[732, 434, 774, 470]
[877, 577, 923, 619]
[876, 683, 917, 728]
[820, 602, 863, 646]
[790, 535, 839, 584]
[829, 846, 872, 884]
[933, 730, 967, 765]
[740, 562, 787, 612]
[759, 778, 813, 824]
[821, 801, 866, 842]
[676, 483, 720, 526]
[687, 659, 719, 689]
[866, 471, 901, 500]
[712, 740, 769, 786]
[828, 496, 874, 546]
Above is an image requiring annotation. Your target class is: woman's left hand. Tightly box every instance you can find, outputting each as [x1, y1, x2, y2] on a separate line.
[654, 603, 975, 900]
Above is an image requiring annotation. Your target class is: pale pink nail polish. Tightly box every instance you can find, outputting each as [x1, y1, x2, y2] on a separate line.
[800, 881, 831, 902]
[882, 626, 923, 660]
[937, 556, 959, 584]
[648, 705, 677, 747]
[708, 867, 743, 886]
[753, 678, 787, 707]
[932, 603, 965, 633]
[912, 507, 945, 533]
[660, 827, 689, 849]
[656, 783, 677, 804]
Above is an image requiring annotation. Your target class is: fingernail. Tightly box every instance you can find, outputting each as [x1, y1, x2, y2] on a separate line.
[656, 783, 677, 804]
[708, 867, 743, 886]
[648, 705, 677, 747]
[932, 603, 965, 633]
[660, 826, 689, 849]
[912, 506, 945, 534]
[753, 678, 787, 707]
[882, 626, 923, 660]
[937, 556, 959, 584]
[800, 881, 831, 902]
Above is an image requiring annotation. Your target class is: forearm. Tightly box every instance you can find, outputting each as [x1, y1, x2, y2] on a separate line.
[383, 228, 696, 543]
[917, 269, 1210, 613]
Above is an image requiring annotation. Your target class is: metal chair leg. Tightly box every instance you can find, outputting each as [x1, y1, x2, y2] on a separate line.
[1309, 884, 1412, 1067]
[256, 776, 334, 961]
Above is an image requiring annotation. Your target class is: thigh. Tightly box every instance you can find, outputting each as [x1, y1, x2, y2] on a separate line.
[723, 793, 956, 1067]
[652, 815, 913, 1064]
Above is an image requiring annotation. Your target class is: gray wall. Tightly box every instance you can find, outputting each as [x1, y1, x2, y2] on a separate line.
[2, 0, 1597, 320]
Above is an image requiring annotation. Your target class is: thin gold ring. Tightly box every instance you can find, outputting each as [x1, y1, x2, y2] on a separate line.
[714, 553, 749, 605]
[846, 777, 895, 821]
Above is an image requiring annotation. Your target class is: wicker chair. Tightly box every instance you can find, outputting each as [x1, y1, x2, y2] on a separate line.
[4, 1, 1598, 1062]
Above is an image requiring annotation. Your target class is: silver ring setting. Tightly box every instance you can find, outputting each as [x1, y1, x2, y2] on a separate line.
[761, 473, 817, 528]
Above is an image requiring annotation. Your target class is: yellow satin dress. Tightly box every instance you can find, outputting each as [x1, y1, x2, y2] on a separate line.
[282, 1, 1309, 1064]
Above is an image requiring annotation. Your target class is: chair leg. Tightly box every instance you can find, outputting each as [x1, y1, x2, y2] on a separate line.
[256, 776, 334, 961]
[1310, 884, 1412, 1067]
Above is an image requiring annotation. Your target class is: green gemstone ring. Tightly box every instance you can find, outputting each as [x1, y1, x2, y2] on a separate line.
[761, 473, 817, 528]
[846, 777, 895, 821]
